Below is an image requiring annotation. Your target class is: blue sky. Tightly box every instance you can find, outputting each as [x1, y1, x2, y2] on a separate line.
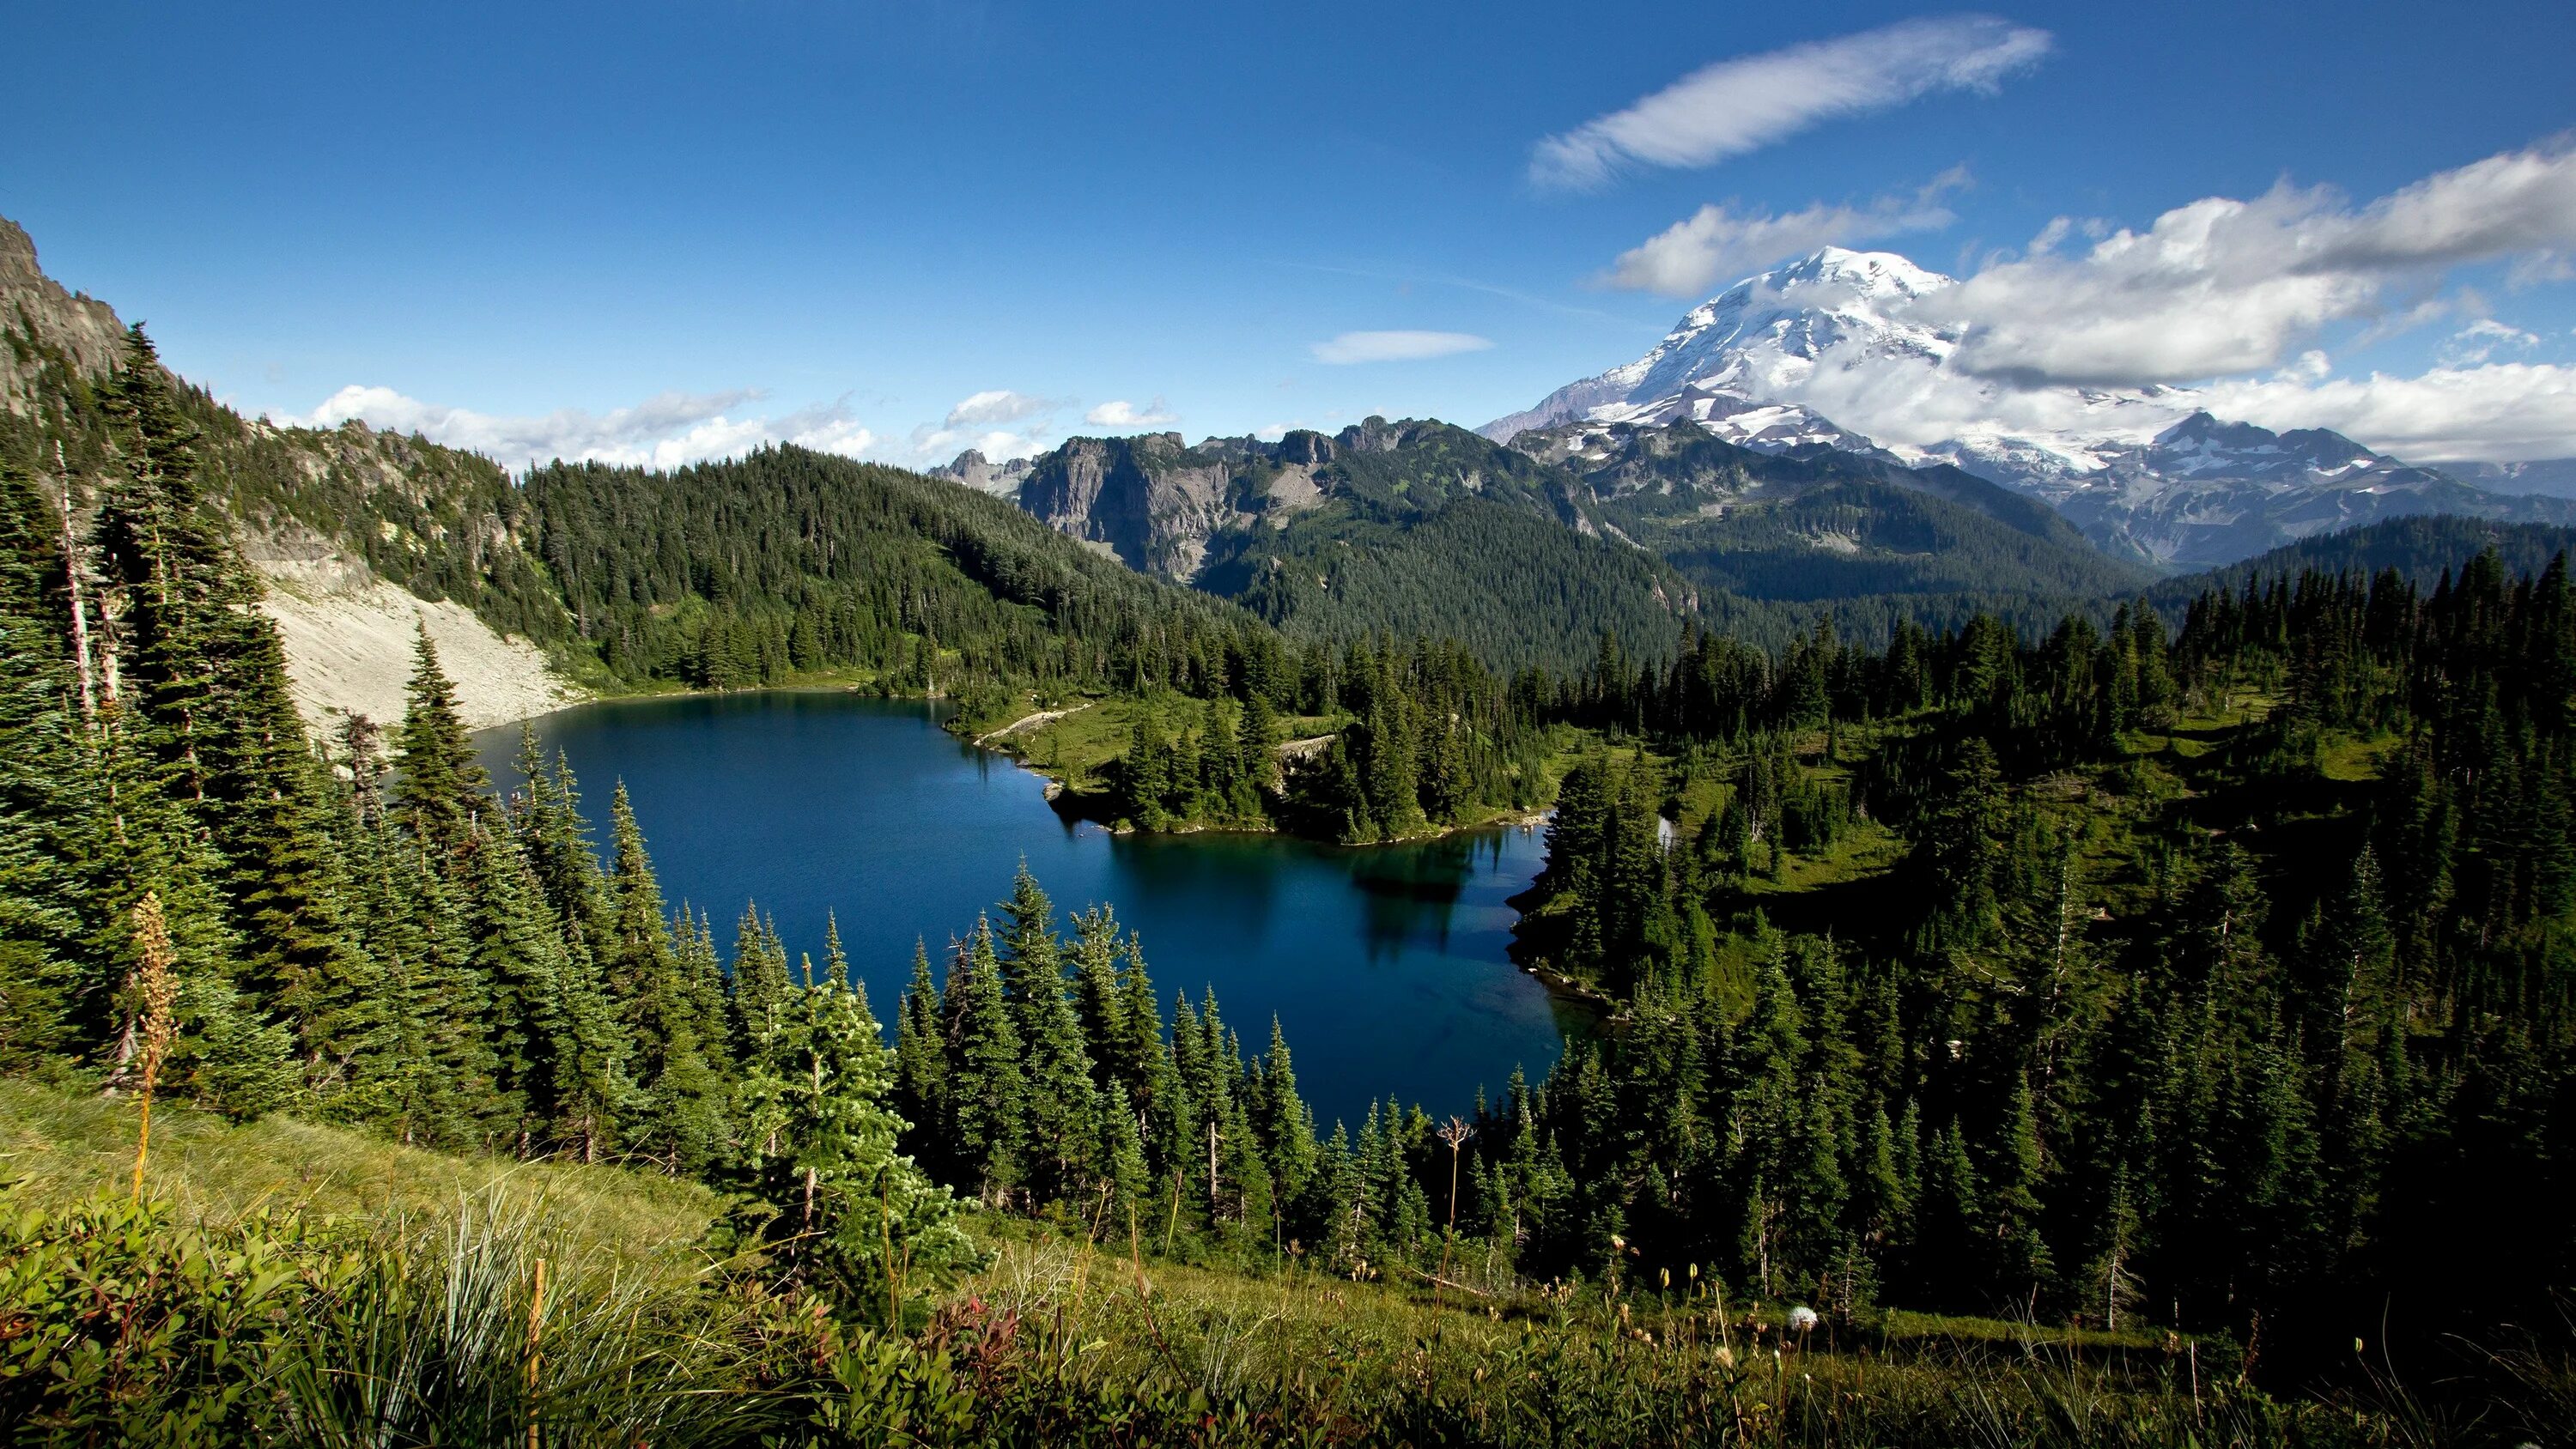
[7, 1, 2574, 465]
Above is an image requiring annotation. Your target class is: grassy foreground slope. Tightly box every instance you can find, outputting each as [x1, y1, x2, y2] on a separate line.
[0, 1078, 719, 1257]
[9, 1080, 2567, 1446]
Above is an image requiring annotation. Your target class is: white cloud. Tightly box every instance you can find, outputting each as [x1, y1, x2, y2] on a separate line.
[886, 389, 1084, 464]
[944, 389, 1060, 428]
[1922, 137, 2576, 385]
[286, 380, 1094, 474]
[1084, 397, 1181, 427]
[283, 385, 874, 470]
[1531, 15, 2050, 190]
[2204, 363, 2576, 464]
[2437, 318, 2542, 366]
[1604, 170, 1968, 297]
[1309, 330, 1494, 365]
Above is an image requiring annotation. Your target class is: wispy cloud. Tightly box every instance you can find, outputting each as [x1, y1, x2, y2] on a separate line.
[2438, 318, 2542, 366]
[283, 385, 874, 469]
[944, 390, 1062, 428]
[1310, 330, 1494, 365]
[1603, 168, 1970, 297]
[1084, 397, 1180, 427]
[1923, 137, 2576, 385]
[1530, 15, 2050, 191]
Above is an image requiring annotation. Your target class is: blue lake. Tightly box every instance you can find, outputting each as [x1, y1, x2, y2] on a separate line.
[477, 692, 1582, 1129]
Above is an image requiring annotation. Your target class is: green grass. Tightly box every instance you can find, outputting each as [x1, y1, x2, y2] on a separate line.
[2318, 731, 2401, 782]
[0, 1077, 722, 1269]
[988, 690, 1343, 797]
[1737, 819, 1912, 895]
[1003, 694, 1139, 789]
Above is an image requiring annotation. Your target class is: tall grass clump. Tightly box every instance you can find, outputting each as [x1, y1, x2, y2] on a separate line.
[0, 1190, 793, 1446]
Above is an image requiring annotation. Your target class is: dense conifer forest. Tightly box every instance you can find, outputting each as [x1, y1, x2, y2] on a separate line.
[1506, 556, 2576, 1383]
[515, 447, 1273, 700]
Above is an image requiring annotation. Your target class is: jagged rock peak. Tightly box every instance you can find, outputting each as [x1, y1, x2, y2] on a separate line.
[0, 212, 136, 411]
[1274, 429, 1334, 466]
[0, 217, 43, 287]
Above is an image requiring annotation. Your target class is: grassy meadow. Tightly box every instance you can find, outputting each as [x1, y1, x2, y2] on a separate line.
[9, 1077, 2567, 1446]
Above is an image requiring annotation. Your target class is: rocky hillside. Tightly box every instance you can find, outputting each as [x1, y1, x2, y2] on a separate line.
[987, 409, 2152, 664]
[0, 215, 583, 729]
[992, 418, 1607, 585]
[977, 418, 1690, 670]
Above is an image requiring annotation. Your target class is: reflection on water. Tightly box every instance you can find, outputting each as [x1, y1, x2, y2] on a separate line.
[479, 693, 1581, 1127]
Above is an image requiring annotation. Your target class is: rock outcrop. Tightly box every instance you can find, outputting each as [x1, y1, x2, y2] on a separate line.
[0, 218, 128, 411]
[1016, 433, 1246, 579]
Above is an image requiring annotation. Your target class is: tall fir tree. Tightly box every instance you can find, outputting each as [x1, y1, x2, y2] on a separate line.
[940, 918, 1027, 1204]
[392, 625, 489, 858]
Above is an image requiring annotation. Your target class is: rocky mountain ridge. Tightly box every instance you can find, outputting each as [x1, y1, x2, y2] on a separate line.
[973, 417, 1604, 585]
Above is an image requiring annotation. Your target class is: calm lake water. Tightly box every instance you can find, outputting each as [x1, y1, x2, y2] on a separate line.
[476, 692, 1582, 1128]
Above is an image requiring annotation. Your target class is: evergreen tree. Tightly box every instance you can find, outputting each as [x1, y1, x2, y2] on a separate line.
[0, 460, 95, 1067]
[392, 625, 490, 858]
[940, 918, 1027, 1204]
[602, 785, 727, 1173]
[735, 977, 973, 1320]
[731, 902, 793, 1064]
[894, 940, 947, 1165]
[996, 865, 1100, 1200]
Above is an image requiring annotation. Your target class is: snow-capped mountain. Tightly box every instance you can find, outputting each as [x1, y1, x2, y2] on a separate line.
[1484, 247, 1964, 463]
[1485, 247, 2571, 566]
[2049, 412, 2560, 567]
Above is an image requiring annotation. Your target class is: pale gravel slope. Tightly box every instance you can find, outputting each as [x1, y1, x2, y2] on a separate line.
[249, 528, 585, 733]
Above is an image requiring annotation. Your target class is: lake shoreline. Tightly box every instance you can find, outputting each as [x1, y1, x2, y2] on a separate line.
[495, 680, 1561, 854]
[478, 689, 1579, 1125]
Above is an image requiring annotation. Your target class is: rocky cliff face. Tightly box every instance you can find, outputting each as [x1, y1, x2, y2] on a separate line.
[1015, 432, 1250, 580]
[928, 448, 1034, 500]
[1002, 419, 1604, 585]
[0, 218, 132, 413]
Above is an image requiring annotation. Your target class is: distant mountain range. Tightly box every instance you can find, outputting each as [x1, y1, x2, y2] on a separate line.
[942, 407, 2156, 666]
[1479, 246, 2576, 567]
[14, 203, 2571, 688]
[939, 247, 2571, 658]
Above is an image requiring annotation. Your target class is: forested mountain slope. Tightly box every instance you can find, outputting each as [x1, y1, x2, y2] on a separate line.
[514, 446, 1286, 702]
[1510, 417, 2152, 607]
[1002, 410, 2171, 670]
[2146, 513, 2576, 615]
[1000, 417, 1699, 673]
